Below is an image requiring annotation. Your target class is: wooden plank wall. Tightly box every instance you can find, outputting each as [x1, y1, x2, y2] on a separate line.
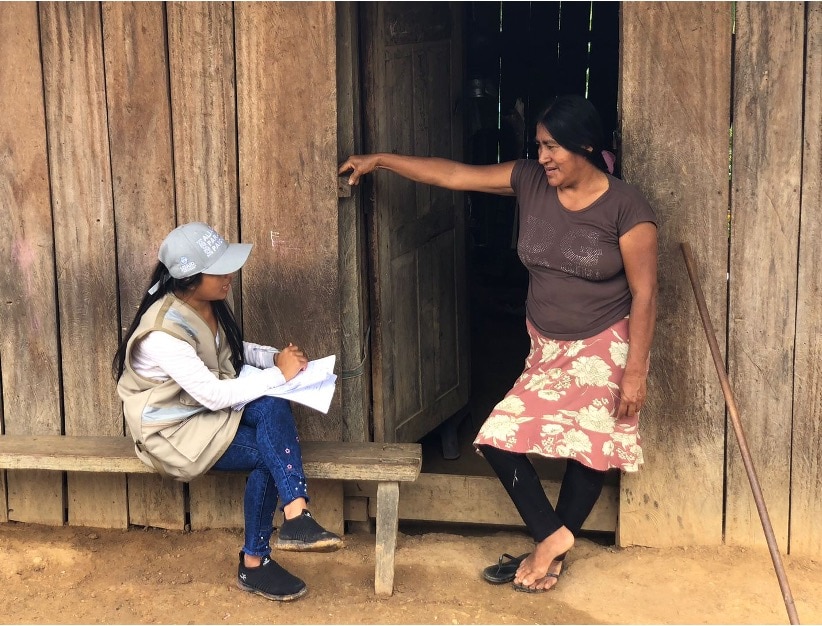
[234, 1, 344, 527]
[103, 1, 182, 530]
[620, 1, 818, 555]
[40, 3, 127, 528]
[0, 1, 341, 531]
[619, 2, 731, 547]
[789, 1, 821, 558]
[1, 0, 822, 558]
[726, 2, 805, 549]
[167, 0, 246, 531]
[235, 2, 341, 443]
[0, 2, 64, 525]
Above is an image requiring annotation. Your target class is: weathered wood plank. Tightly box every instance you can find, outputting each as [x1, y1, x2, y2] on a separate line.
[726, 2, 804, 548]
[619, 2, 732, 547]
[789, 2, 822, 558]
[351, 472, 618, 533]
[435, 231, 462, 401]
[392, 252, 422, 422]
[344, 495, 370, 523]
[383, 47, 420, 432]
[299, 442, 423, 481]
[415, 44, 437, 430]
[166, 0, 247, 527]
[0, 436, 149, 473]
[39, 1, 126, 528]
[101, 0, 183, 531]
[235, 2, 342, 443]
[0, 1, 63, 525]
[360, 1, 387, 443]
[103, 1, 176, 318]
[189, 473, 244, 530]
[0, 469, 6, 523]
[374, 481, 399, 596]
[335, 2, 371, 443]
[126, 474, 186, 531]
[6, 470, 64, 524]
[413, 41, 464, 422]
[167, 1, 238, 238]
[0, 436, 422, 482]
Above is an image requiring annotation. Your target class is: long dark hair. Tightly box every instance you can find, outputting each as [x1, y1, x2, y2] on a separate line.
[112, 262, 245, 380]
[538, 95, 609, 173]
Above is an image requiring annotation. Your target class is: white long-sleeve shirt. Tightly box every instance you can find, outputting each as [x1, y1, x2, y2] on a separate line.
[132, 331, 286, 412]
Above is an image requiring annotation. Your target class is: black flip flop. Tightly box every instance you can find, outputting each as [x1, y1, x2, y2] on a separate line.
[482, 552, 530, 584]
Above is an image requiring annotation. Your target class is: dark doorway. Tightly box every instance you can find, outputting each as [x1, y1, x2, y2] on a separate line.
[420, 1, 621, 477]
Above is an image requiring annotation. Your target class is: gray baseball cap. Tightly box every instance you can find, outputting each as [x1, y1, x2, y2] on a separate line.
[158, 222, 252, 279]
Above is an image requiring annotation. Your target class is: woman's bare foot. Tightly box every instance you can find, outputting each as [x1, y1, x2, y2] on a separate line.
[530, 559, 564, 591]
[514, 526, 574, 590]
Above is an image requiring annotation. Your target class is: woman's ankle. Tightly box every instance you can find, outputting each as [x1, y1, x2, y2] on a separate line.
[243, 552, 263, 568]
[283, 498, 308, 520]
[537, 526, 575, 558]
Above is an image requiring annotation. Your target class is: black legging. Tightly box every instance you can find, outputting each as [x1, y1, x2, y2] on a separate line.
[478, 444, 606, 556]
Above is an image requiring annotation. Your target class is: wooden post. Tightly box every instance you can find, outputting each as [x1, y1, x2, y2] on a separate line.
[336, 2, 371, 444]
[374, 481, 400, 596]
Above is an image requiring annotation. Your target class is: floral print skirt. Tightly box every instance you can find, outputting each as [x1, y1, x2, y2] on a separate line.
[473, 317, 644, 472]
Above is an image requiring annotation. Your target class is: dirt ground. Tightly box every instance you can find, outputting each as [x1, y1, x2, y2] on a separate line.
[1, 521, 821, 625]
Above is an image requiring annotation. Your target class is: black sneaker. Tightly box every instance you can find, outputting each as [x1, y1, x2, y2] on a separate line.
[275, 510, 343, 552]
[237, 552, 307, 601]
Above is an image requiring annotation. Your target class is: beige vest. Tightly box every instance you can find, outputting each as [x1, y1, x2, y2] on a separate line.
[117, 294, 242, 481]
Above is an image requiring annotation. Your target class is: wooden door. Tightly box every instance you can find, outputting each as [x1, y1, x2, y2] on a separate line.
[361, 2, 470, 443]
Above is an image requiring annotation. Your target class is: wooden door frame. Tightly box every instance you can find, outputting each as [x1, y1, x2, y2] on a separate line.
[336, 2, 372, 444]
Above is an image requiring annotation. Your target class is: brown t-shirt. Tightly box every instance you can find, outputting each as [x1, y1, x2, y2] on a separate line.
[513, 159, 657, 340]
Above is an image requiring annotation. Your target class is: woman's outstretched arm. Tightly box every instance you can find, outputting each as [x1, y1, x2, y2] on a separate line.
[339, 153, 517, 196]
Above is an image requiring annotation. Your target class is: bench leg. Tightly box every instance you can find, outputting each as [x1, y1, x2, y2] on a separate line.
[374, 481, 399, 596]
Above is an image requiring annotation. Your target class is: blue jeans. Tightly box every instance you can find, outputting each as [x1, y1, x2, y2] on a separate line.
[211, 396, 309, 557]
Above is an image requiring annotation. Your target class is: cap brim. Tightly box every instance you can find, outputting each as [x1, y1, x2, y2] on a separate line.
[202, 243, 253, 275]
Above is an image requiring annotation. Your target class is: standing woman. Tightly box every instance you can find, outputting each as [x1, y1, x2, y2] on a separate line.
[113, 222, 342, 602]
[339, 95, 657, 593]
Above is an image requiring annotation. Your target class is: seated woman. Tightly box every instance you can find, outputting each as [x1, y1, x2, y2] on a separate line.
[113, 221, 341, 602]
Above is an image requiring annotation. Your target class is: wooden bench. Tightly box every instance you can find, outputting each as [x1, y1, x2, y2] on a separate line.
[0, 435, 421, 596]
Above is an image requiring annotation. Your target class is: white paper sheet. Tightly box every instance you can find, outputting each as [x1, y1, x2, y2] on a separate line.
[232, 355, 337, 414]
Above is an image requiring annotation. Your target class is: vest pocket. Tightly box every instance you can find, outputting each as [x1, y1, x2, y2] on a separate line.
[178, 390, 201, 407]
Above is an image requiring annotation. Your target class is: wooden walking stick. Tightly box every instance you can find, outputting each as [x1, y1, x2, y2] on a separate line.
[680, 242, 800, 625]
